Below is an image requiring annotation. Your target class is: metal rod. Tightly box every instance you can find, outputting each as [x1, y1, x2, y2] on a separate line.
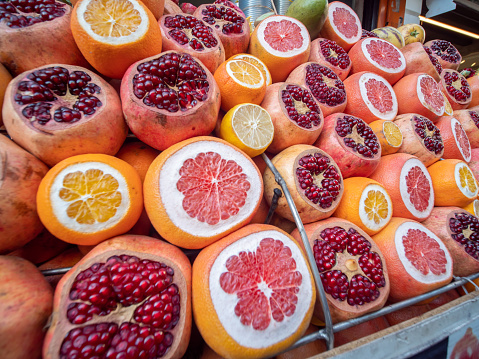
[264, 188, 282, 224]
[41, 267, 73, 276]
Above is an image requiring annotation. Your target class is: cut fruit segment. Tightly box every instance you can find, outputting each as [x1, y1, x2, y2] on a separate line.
[462, 199, 479, 217]
[453, 109, 479, 148]
[439, 69, 472, 111]
[369, 153, 434, 222]
[333, 177, 393, 235]
[36, 154, 143, 246]
[219, 103, 274, 157]
[144, 136, 263, 249]
[308, 38, 352, 81]
[193, 223, 315, 359]
[435, 115, 472, 163]
[369, 120, 403, 156]
[372, 217, 453, 302]
[427, 159, 478, 208]
[230, 53, 272, 86]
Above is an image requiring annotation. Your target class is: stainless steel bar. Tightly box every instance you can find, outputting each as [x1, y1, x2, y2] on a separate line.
[41, 267, 73, 276]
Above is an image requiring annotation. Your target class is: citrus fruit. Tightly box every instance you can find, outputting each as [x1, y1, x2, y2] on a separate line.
[435, 115, 472, 163]
[348, 38, 406, 85]
[276, 325, 326, 359]
[368, 120, 403, 155]
[192, 223, 316, 359]
[319, 1, 362, 51]
[144, 136, 264, 249]
[463, 199, 479, 217]
[427, 159, 478, 207]
[36, 154, 143, 246]
[333, 177, 393, 236]
[443, 92, 454, 115]
[230, 53, 272, 86]
[71, 0, 163, 79]
[372, 217, 453, 302]
[334, 317, 390, 347]
[384, 303, 429, 326]
[219, 103, 274, 157]
[453, 109, 479, 148]
[115, 140, 160, 182]
[343, 71, 398, 123]
[393, 73, 446, 122]
[400, 42, 442, 82]
[467, 74, 479, 108]
[0, 62, 12, 127]
[214, 58, 266, 112]
[284, 0, 327, 39]
[369, 153, 435, 221]
[248, 15, 311, 83]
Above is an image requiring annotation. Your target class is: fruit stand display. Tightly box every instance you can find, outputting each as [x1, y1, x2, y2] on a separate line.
[2, 0, 479, 358]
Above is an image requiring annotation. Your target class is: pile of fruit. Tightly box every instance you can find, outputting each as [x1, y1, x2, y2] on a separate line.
[2, 0, 479, 358]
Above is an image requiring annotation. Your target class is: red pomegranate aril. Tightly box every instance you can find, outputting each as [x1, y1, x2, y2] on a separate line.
[319, 39, 350, 70]
[428, 40, 462, 69]
[200, 5, 245, 34]
[361, 29, 379, 39]
[423, 46, 443, 75]
[450, 213, 479, 260]
[164, 15, 218, 49]
[413, 115, 444, 154]
[282, 84, 322, 128]
[0, 0, 65, 28]
[307, 64, 346, 107]
[336, 115, 380, 158]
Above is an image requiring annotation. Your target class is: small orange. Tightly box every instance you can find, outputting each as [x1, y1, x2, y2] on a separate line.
[36, 154, 143, 246]
[214, 59, 266, 112]
[71, 0, 163, 79]
[462, 199, 479, 217]
[427, 159, 478, 207]
[0, 63, 12, 127]
[230, 53, 273, 86]
[115, 140, 160, 182]
[369, 119, 403, 155]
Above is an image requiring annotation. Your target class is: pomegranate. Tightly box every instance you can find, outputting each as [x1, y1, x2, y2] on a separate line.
[313, 113, 381, 178]
[180, 2, 197, 14]
[361, 29, 379, 39]
[394, 113, 444, 167]
[308, 38, 352, 81]
[286, 62, 347, 117]
[400, 42, 442, 82]
[194, 3, 250, 60]
[0, 256, 53, 359]
[291, 217, 390, 324]
[163, 0, 182, 15]
[260, 82, 324, 154]
[0, 0, 88, 76]
[2, 64, 127, 167]
[0, 134, 48, 254]
[454, 109, 479, 148]
[422, 207, 479, 277]
[159, 14, 225, 74]
[263, 144, 344, 224]
[450, 327, 479, 359]
[43, 234, 192, 359]
[214, 0, 245, 17]
[120, 51, 221, 151]
[425, 39, 462, 71]
[439, 69, 472, 110]
[39, 247, 84, 289]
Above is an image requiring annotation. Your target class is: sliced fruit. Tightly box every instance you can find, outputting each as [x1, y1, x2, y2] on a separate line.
[425, 39, 462, 71]
[144, 136, 263, 249]
[193, 223, 316, 359]
[462, 199, 479, 217]
[439, 69, 472, 111]
[230, 53, 272, 86]
[435, 115, 472, 163]
[284, 0, 328, 39]
[369, 120, 403, 155]
[400, 42, 442, 82]
[0, 63, 12, 127]
[453, 109, 479, 148]
[427, 159, 478, 208]
[308, 38, 351, 81]
[372, 217, 453, 302]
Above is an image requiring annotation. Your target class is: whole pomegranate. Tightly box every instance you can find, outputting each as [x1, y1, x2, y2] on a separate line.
[121, 51, 221, 151]
[291, 217, 390, 323]
[0, 256, 53, 359]
[2, 64, 127, 167]
[0, 0, 88, 76]
[43, 234, 192, 359]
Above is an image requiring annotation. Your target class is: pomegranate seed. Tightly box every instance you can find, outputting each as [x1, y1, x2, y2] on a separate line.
[281, 84, 322, 128]
[413, 115, 444, 154]
[450, 213, 479, 260]
[305, 63, 346, 107]
[0, 0, 65, 28]
[335, 115, 380, 158]
[201, 4, 245, 34]
[429, 40, 461, 64]
[319, 39, 350, 70]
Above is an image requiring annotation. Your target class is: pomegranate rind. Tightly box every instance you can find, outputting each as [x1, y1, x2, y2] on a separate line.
[263, 144, 344, 224]
[144, 136, 264, 249]
[120, 51, 221, 152]
[193, 223, 316, 359]
[0, 1, 88, 76]
[453, 109, 479, 148]
[43, 234, 192, 359]
[422, 207, 479, 277]
[425, 39, 462, 71]
[400, 42, 441, 82]
[291, 217, 390, 323]
[308, 38, 351, 81]
[3, 64, 128, 167]
[440, 69, 472, 111]
[372, 217, 453, 302]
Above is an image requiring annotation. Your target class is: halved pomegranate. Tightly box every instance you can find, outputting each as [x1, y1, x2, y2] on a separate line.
[120, 51, 221, 151]
[422, 207, 479, 277]
[263, 144, 343, 224]
[394, 113, 444, 167]
[425, 39, 462, 71]
[439, 69, 472, 110]
[2, 64, 127, 167]
[454, 109, 479, 148]
[308, 38, 351, 81]
[286, 62, 347, 117]
[291, 217, 390, 323]
[0, 0, 88, 76]
[260, 82, 324, 154]
[159, 14, 225, 74]
[194, 3, 250, 60]
[314, 113, 381, 178]
[400, 43, 442, 82]
[43, 234, 192, 359]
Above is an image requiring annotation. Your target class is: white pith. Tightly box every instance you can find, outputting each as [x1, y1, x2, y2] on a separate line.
[474, 199, 479, 216]
[454, 162, 478, 199]
[233, 54, 272, 85]
[358, 72, 398, 120]
[209, 230, 314, 348]
[256, 16, 310, 58]
[395, 221, 453, 283]
[399, 158, 434, 219]
[417, 74, 445, 116]
[226, 60, 265, 89]
[451, 117, 472, 162]
[50, 162, 130, 232]
[76, 0, 149, 45]
[358, 183, 392, 231]
[361, 38, 406, 73]
[159, 140, 263, 236]
[328, 2, 361, 43]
